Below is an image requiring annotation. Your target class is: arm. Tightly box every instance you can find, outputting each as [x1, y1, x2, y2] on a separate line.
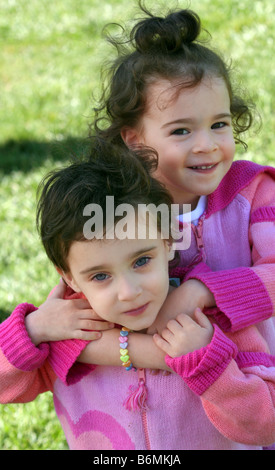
[47, 328, 170, 386]
[25, 278, 114, 345]
[46, 329, 169, 386]
[7, 280, 168, 385]
[147, 270, 216, 335]
[78, 328, 169, 371]
[201, 358, 275, 446]
[0, 303, 56, 404]
[23, 280, 116, 385]
[157, 314, 275, 446]
[187, 173, 275, 331]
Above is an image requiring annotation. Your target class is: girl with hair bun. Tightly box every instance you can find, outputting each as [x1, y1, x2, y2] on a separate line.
[94, 3, 275, 341]
[1, 3, 275, 450]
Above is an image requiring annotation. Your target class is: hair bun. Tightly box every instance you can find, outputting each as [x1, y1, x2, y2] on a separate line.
[131, 9, 201, 53]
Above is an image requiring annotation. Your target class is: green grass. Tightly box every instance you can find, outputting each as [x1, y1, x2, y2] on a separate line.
[0, 0, 274, 450]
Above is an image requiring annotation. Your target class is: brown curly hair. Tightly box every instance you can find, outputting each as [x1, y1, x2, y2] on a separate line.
[92, 2, 255, 150]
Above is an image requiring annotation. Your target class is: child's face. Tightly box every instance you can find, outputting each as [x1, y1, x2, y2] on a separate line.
[123, 77, 235, 210]
[62, 226, 173, 331]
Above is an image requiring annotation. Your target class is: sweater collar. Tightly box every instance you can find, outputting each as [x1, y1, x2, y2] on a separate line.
[205, 160, 275, 217]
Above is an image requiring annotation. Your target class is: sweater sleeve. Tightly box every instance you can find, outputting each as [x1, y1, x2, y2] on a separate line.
[166, 326, 275, 446]
[48, 339, 96, 385]
[0, 304, 56, 404]
[0, 303, 50, 370]
[46, 287, 96, 385]
[187, 266, 273, 331]
[187, 173, 275, 332]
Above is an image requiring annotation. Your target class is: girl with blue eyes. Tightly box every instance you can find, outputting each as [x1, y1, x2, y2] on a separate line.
[2, 137, 275, 450]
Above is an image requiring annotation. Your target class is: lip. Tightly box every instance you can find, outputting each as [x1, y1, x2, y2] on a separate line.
[123, 302, 149, 317]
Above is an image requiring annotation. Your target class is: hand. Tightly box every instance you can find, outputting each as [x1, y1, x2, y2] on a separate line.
[147, 279, 215, 335]
[25, 279, 114, 345]
[153, 308, 214, 358]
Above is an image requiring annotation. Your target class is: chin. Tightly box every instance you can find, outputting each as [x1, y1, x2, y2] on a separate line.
[132, 320, 152, 332]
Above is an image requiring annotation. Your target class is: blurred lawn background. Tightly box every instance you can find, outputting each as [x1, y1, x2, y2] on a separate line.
[0, 0, 274, 450]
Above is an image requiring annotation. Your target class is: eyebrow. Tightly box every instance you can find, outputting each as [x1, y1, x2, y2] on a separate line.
[79, 245, 158, 275]
[161, 113, 232, 129]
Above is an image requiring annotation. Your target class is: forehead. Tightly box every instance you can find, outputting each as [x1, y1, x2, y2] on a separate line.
[67, 232, 167, 272]
[144, 76, 230, 116]
[83, 203, 171, 242]
[68, 209, 170, 265]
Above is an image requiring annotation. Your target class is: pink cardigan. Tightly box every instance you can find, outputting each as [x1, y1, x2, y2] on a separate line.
[171, 160, 275, 334]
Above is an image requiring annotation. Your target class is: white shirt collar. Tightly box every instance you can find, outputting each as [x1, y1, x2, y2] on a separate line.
[177, 196, 207, 226]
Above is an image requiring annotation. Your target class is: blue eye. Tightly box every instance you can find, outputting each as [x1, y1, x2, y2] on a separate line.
[92, 273, 109, 282]
[135, 256, 150, 268]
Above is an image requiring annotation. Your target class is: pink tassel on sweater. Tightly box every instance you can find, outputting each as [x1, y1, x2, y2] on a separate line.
[123, 368, 148, 411]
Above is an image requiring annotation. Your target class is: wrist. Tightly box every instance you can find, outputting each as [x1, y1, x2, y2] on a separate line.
[165, 325, 237, 394]
[130, 333, 170, 370]
[0, 303, 50, 370]
[184, 279, 215, 309]
[25, 309, 47, 345]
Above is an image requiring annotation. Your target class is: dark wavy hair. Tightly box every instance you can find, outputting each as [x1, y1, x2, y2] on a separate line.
[36, 137, 173, 272]
[92, 2, 255, 150]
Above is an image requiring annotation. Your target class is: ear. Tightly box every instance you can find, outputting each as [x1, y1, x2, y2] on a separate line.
[121, 126, 143, 147]
[55, 266, 81, 293]
[166, 241, 175, 261]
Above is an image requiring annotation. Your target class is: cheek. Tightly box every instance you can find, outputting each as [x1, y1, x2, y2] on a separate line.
[79, 290, 103, 311]
[158, 145, 184, 169]
[148, 270, 169, 299]
[223, 135, 235, 159]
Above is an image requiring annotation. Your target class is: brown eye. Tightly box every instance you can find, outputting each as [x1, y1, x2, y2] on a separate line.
[172, 128, 189, 135]
[211, 122, 227, 129]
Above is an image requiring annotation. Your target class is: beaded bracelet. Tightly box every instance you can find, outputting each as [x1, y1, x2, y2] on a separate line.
[119, 327, 135, 371]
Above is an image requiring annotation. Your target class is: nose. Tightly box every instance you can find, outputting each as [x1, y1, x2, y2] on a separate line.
[117, 274, 142, 302]
[192, 130, 218, 154]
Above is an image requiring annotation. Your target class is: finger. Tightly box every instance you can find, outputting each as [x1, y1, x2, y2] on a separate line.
[175, 313, 195, 327]
[153, 333, 171, 355]
[81, 320, 115, 331]
[166, 317, 185, 334]
[160, 327, 175, 343]
[76, 330, 102, 341]
[48, 278, 67, 299]
[193, 308, 213, 328]
[76, 307, 106, 320]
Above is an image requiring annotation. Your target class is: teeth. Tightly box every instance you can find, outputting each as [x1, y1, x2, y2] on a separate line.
[191, 165, 215, 170]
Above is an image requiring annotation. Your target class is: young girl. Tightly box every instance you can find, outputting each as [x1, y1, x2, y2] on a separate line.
[1, 139, 275, 450]
[35, 5, 275, 375]
[91, 4, 275, 340]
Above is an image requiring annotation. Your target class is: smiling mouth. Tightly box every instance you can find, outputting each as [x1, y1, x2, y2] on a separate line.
[189, 164, 217, 170]
[123, 303, 149, 316]
[188, 163, 218, 172]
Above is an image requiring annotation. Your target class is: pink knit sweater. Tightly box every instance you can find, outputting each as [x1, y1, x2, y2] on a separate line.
[0, 300, 275, 449]
[0, 304, 275, 450]
[1, 160, 275, 449]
